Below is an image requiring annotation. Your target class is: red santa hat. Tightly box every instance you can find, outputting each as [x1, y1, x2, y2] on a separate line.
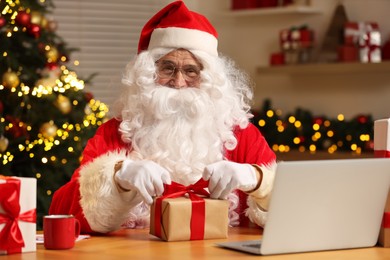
[138, 1, 218, 57]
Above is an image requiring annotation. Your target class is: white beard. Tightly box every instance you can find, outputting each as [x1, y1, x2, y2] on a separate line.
[129, 86, 225, 185]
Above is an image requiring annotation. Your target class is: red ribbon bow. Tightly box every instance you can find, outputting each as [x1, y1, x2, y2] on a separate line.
[0, 177, 36, 254]
[154, 179, 209, 240]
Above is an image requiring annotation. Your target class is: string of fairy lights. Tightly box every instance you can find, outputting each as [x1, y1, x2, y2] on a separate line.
[253, 105, 373, 155]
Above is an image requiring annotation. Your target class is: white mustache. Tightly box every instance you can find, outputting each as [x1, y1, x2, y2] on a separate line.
[145, 87, 212, 120]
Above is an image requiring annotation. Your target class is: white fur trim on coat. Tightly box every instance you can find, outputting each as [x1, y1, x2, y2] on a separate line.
[245, 161, 277, 227]
[79, 149, 143, 233]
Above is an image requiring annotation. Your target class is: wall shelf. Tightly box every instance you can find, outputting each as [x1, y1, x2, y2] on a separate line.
[257, 61, 390, 75]
[226, 5, 322, 17]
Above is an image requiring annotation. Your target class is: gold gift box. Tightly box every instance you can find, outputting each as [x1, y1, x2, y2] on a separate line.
[150, 197, 229, 241]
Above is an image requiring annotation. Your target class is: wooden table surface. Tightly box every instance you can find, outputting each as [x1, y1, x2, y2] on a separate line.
[3, 227, 390, 260]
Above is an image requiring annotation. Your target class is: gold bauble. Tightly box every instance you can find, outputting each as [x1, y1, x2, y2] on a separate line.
[46, 47, 59, 62]
[36, 77, 57, 89]
[0, 135, 9, 152]
[30, 11, 43, 26]
[40, 121, 58, 139]
[2, 71, 20, 89]
[55, 94, 72, 114]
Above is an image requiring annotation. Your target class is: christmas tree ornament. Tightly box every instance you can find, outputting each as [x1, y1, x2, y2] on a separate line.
[30, 11, 43, 26]
[27, 23, 41, 38]
[5, 115, 28, 138]
[35, 77, 58, 93]
[0, 101, 3, 114]
[55, 94, 72, 114]
[0, 135, 9, 152]
[2, 71, 20, 88]
[46, 46, 59, 62]
[40, 121, 58, 139]
[84, 92, 94, 102]
[0, 17, 6, 28]
[15, 10, 31, 27]
[46, 62, 59, 71]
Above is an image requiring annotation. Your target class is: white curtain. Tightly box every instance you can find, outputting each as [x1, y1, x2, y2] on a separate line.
[51, 0, 165, 112]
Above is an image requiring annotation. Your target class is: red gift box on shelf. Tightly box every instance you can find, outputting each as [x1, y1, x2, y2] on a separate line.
[337, 45, 358, 62]
[150, 179, 229, 241]
[231, 0, 292, 10]
[231, 0, 258, 10]
[344, 22, 381, 63]
[0, 176, 36, 255]
[374, 119, 390, 247]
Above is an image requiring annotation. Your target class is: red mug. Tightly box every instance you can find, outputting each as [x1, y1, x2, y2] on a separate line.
[43, 214, 80, 250]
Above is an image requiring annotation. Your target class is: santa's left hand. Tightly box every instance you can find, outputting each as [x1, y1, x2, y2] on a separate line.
[202, 161, 259, 199]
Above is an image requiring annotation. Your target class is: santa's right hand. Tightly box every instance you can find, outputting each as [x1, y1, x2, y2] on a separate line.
[114, 159, 171, 204]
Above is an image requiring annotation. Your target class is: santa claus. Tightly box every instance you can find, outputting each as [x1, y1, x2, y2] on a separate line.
[49, 1, 277, 234]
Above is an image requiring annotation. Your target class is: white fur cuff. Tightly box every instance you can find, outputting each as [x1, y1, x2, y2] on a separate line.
[78, 149, 142, 233]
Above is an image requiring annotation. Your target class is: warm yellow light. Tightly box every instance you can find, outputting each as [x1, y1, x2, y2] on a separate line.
[360, 134, 370, 141]
[312, 132, 321, 141]
[324, 120, 331, 127]
[258, 119, 265, 127]
[294, 121, 302, 128]
[293, 137, 301, 144]
[288, 116, 296, 123]
[312, 123, 320, 131]
[337, 114, 345, 121]
[327, 130, 334, 137]
[266, 110, 274, 118]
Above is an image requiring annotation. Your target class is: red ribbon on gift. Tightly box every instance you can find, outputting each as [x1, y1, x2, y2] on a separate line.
[382, 212, 390, 228]
[375, 150, 390, 158]
[154, 179, 209, 240]
[0, 177, 36, 254]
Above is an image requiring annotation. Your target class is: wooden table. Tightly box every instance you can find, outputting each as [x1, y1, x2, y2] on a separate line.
[4, 227, 390, 259]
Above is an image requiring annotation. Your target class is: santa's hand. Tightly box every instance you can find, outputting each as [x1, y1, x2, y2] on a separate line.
[114, 160, 171, 204]
[202, 161, 258, 199]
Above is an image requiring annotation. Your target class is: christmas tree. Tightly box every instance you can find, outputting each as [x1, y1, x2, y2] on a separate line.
[252, 99, 374, 155]
[0, 0, 108, 227]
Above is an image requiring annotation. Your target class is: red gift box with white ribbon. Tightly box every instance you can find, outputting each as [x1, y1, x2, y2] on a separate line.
[0, 176, 36, 254]
[374, 119, 390, 247]
[344, 22, 381, 63]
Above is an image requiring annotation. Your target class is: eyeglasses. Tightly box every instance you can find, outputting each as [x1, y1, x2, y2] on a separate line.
[156, 61, 202, 82]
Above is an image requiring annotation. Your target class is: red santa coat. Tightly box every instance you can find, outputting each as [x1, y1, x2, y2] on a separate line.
[49, 118, 276, 234]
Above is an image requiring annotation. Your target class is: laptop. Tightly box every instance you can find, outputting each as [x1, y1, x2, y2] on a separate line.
[217, 158, 390, 255]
